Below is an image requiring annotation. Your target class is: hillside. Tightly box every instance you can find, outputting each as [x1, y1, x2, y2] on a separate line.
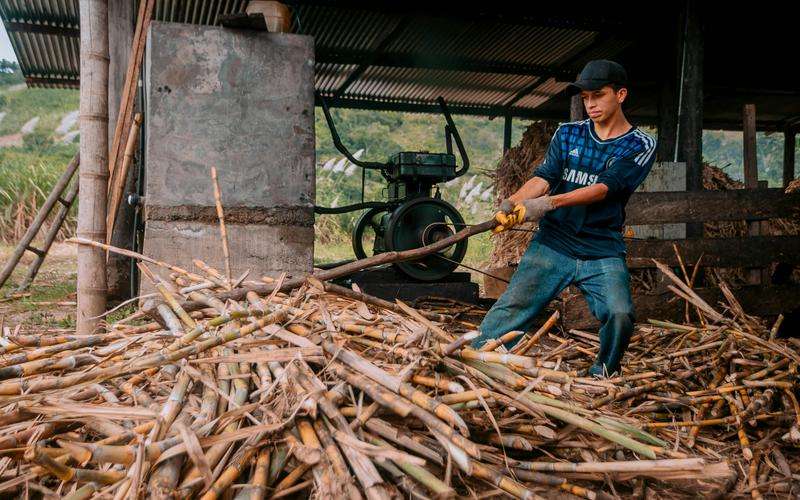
[0, 62, 80, 244]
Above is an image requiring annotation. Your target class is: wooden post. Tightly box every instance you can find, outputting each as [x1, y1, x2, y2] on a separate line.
[570, 93, 585, 122]
[676, 0, 704, 238]
[656, 7, 680, 163]
[77, 0, 109, 334]
[743, 104, 758, 190]
[502, 114, 512, 153]
[742, 103, 764, 285]
[784, 126, 796, 188]
[656, 75, 678, 163]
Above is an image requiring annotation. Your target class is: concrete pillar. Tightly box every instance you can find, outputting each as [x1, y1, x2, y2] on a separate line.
[142, 23, 315, 291]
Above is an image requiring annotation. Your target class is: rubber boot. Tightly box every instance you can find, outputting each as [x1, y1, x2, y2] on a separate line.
[590, 312, 633, 377]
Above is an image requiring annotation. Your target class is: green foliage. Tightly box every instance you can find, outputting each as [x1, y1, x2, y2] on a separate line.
[0, 59, 23, 86]
[22, 130, 55, 150]
[703, 130, 793, 187]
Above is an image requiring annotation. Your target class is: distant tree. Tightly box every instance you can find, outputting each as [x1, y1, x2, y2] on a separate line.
[0, 59, 24, 85]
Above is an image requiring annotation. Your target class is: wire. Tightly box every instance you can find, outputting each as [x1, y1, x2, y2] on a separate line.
[432, 253, 510, 283]
[420, 222, 512, 283]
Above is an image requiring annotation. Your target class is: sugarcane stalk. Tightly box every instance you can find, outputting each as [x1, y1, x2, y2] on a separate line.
[26, 445, 125, 485]
[479, 329, 525, 352]
[62, 482, 99, 500]
[323, 342, 469, 436]
[439, 389, 490, 405]
[0, 308, 286, 396]
[470, 460, 542, 500]
[0, 353, 99, 380]
[363, 418, 443, 465]
[290, 362, 388, 497]
[510, 468, 612, 500]
[510, 310, 560, 355]
[313, 417, 362, 500]
[327, 362, 482, 460]
[512, 457, 705, 473]
[411, 374, 464, 393]
[0, 335, 106, 370]
[350, 361, 418, 430]
[241, 446, 270, 500]
[369, 436, 454, 498]
[200, 436, 262, 500]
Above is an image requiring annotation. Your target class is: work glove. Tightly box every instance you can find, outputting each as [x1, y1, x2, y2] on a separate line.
[493, 198, 523, 233]
[518, 196, 555, 223]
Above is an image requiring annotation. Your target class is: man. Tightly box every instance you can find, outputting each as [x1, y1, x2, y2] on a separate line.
[474, 60, 656, 377]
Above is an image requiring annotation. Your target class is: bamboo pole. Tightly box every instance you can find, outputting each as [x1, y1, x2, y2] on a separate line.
[210, 167, 232, 284]
[77, 0, 109, 334]
[106, 112, 142, 242]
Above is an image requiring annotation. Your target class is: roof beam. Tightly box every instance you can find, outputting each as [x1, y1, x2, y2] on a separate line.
[288, 1, 644, 35]
[333, 16, 412, 99]
[25, 76, 79, 88]
[318, 48, 577, 79]
[317, 94, 789, 131]
[499, 32, 619, 114]
[317, 93, 572, 121]
[4, 21, 79, 37]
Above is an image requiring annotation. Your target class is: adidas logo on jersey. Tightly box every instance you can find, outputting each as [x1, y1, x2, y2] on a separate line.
[569, 148, 580, 158]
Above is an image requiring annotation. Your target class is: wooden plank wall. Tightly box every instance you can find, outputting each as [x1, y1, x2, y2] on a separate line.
[484, 188, 800, 326]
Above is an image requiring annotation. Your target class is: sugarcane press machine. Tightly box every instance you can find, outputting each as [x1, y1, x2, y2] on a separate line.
[315, 97, 478, 301]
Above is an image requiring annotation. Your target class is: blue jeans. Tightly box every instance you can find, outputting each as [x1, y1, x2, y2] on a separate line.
[475, 241, 634, 375]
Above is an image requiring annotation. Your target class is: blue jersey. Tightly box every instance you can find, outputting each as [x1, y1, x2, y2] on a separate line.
[531, 119, 656, 259]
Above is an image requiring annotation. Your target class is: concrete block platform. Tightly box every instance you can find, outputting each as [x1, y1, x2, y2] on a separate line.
[142, 22, 315, 287]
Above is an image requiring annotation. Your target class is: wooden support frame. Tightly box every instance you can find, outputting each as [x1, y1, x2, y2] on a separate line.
[626, 189, 800, 224]
[0, 155, 79, 291]
[502, 114, 512, 153]
[742, 103, 768, 284]
[785, 125, 796, 187]
[676, 0, 704, 237]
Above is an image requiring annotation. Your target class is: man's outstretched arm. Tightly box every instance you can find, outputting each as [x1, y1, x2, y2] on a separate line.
[549, 183, 609, 208]
[507, 176, 551, 204]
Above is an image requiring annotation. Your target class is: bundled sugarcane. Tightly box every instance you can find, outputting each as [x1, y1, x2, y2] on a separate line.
[0, 240, 797, 499]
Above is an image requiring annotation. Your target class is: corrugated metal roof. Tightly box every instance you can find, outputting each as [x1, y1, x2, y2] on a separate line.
[0, 1, 633, 117]
[0, 0, 250, 88]
[0, 0, 80, 87]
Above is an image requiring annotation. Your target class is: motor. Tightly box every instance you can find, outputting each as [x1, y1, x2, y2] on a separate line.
[315, 96, 470, 281]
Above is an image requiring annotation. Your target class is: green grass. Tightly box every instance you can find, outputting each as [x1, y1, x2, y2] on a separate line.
[0, 144, 79, 243]
[0, 74, 80, 244]
[0, 86, 78, 136]
[106, 304, 138, 325]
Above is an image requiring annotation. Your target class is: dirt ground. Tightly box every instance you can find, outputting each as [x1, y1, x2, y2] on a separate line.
[0, 242, 78, 331]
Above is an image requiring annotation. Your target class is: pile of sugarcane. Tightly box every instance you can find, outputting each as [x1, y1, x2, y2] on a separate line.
[0, 251, 797, 498]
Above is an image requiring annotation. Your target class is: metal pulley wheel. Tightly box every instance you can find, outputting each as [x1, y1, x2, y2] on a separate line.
[385, 197, 467, 281]
[352, 206, 391, 260]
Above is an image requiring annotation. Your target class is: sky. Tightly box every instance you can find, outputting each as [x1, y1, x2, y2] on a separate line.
[1, 23, 17, 62]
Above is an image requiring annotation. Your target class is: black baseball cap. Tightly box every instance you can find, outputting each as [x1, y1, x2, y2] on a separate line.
[566, 60, 628, 96]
